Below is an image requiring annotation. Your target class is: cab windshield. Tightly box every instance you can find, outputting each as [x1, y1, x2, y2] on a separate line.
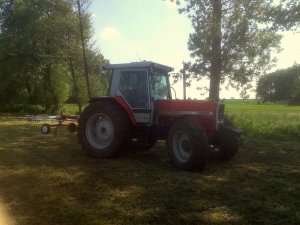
[151, 73, 169, 100]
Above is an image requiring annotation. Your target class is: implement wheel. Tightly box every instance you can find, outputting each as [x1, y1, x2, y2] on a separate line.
[167, 120, 209, 171]
[78, 101, 131, 158]
[42, 124, 50, 134]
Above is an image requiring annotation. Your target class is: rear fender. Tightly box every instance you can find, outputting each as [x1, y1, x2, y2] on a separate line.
[90, 96, 136, 125]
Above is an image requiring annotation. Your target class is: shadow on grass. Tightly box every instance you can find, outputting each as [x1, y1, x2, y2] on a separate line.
[0, 117, 299, 225]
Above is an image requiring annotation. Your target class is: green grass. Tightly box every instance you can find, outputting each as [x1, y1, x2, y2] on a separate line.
[225, 101, 300, 111]
[224, 100, 300, 141]
[0, 115, 299, 225]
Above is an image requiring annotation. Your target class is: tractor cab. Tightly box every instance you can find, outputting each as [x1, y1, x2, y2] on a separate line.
[104, 61, 174, 124]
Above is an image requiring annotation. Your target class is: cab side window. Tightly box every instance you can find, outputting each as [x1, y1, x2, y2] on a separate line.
[119, 70, 149, 108]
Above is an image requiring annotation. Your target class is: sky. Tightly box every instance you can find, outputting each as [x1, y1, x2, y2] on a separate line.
[90, 0, 300, 99]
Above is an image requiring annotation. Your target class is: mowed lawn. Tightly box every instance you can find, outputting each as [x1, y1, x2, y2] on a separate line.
[0, 104, 300, 225]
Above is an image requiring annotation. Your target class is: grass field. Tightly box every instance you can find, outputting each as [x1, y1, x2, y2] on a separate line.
[0, 101, 299, 225]
[224, 100, 300, 141]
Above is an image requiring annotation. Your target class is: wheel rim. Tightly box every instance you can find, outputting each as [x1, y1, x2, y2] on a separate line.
[42, 124, 50, 134]
[86, 113, 114, 150]
[172, 130, 191, 163]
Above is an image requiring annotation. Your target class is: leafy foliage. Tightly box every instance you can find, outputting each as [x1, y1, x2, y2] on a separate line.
[0, 0, 108, 113]
[256, 64, 300, 104]
[270, 0, 300, 30]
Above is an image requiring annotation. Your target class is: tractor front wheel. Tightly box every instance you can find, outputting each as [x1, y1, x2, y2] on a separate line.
[78, 101, 131, 158]
[167, 120, 209, 171]
[215, 127, 240, 160]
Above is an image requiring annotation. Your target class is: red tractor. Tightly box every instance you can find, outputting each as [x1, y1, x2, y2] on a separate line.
[78, 62, 240, 171]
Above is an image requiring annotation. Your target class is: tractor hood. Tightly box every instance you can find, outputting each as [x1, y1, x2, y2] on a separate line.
[156, 99, 219, 116]
[156, 99, 223, 133]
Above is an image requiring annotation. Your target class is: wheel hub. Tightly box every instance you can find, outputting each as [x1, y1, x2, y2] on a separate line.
[86, 113, 114, 149]
[172, 130, 191, 163]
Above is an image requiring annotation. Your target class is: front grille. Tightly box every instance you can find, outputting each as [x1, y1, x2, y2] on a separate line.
[218, 103, 225, 121]
[217, 103, 225, 128]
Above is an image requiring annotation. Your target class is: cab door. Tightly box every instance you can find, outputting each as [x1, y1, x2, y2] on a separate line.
[118, 69, 151, 124]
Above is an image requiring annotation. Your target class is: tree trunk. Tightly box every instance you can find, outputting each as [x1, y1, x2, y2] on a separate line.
[69, 58, 82, 113]
[76, 0, 92, 99]
[25, 78, 34, 104]
[33, 83, 37, 105]
[44, 38, 53, 112]
[44, 64, 52, 112]
[183, 69, 187, 100]
[53, 95, 60, 114]
[209, 0, 222, 101]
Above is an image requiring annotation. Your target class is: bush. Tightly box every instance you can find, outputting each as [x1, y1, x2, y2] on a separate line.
[0, 104, 45, 114]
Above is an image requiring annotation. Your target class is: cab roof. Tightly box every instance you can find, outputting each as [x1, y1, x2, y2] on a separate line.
[104, 61, 174, 72]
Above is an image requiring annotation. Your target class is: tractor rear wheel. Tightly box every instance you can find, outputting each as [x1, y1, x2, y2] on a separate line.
[167, 120, 209, 171]
[78, 101, 131, 158]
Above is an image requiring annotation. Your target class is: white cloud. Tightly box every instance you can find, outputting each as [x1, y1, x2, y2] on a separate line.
[100, 27, 121, 41]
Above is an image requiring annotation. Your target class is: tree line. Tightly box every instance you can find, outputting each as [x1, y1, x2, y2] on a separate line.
[0, 0, 109, 113]
[1, 0, 300, 113]
[257, 65, 300, 104]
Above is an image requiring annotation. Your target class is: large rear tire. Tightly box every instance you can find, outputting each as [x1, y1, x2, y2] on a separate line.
[78, 101, 131, 158]
[167, 120, 209, 171]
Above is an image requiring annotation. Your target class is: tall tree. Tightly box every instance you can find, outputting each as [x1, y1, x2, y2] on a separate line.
[72, 0, 92, 99]
[174, 0, 299, 100]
